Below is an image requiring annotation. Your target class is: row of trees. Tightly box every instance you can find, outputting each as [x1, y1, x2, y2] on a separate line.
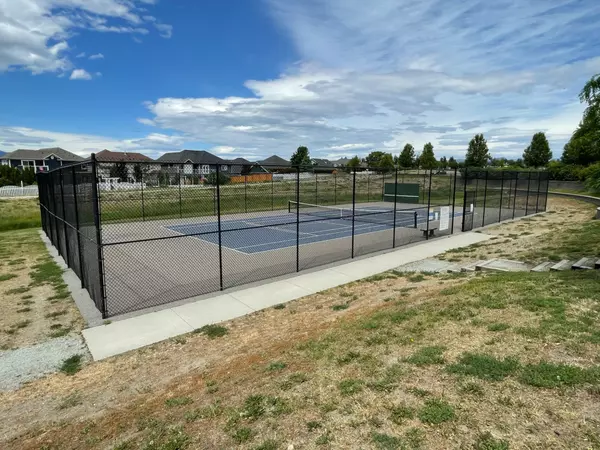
[0, 165, 36, 187]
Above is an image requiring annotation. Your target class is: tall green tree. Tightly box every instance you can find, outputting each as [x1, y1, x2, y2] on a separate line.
[562, 74, 600, 166]
[439, 156, 448, 169]
[448, 157, 458, 169]
[379, 153, 395, 172]
[21, 167, 36, 185]
[398, 144, 415, 168]
[291, 146, 311, 166]
[523, 132, 552, 167]
[419, 143, 437, 169]
[364, 151, 387, 168]
[465, 134, 490, 167]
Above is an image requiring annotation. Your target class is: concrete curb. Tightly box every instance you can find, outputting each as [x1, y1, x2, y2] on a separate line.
[548, 191, 600, 207]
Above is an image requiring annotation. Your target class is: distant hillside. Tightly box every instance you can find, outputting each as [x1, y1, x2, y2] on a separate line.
[0, 151, 5, 157]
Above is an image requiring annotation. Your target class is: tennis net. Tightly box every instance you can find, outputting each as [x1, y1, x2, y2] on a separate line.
[288, 201, 419, 228]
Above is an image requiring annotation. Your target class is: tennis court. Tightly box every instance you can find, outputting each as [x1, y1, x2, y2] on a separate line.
[166, 202, 439, 254]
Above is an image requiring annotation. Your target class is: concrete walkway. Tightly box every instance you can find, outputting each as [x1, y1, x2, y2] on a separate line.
[82, 232, 491, 360]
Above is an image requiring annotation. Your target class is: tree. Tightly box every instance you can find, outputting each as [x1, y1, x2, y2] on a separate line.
[364, 151, 386, 168]
[523, 132, 552, 167]
[204, 171, 231, 186]
[439, 156, 448, 169]
[465, 134, 490, 167]
[448, 157, 458, 169]
[291, 146, 311, 166]
[132, 163, 149, 182]
[419, 143, 437, 169]
[109, 162, 129, 182]
[379, 153, 395, 172]
[398, 144, 415, 168]
[490, 158, 507, 167]
[562, 74, 600, 165]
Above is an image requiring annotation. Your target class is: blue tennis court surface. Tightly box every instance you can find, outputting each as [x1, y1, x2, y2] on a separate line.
[167, 208, 458, 254]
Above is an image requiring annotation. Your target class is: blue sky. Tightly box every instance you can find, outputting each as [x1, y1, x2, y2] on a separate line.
[1, 0, 599, 161]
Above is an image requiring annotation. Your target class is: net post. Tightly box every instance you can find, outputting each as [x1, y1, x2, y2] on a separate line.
[296, 166, 300, 272]
[512, 171, 518, 219]
[525, 171, 532, 216]
[178, 171, 183, 218]
[215, 164, 224, 290]
[392, 168, 398, 248]
[461, 167, 468, 232]
[425, 169, 433, 239]
[140, 169, 145, 222]
[72, 165, 85, 289]
[91, 153, 107, 318]
[451, 168, 458, 234]
[481, 170, 489, 227]
[59, 168, 71, 268]
[498, 170, 505, 222]
[351, 167, 357, 258]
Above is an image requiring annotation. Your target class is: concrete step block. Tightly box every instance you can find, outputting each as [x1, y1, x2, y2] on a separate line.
[476, 259, 530, 272]
[462, 260, 487, 272]
[531, 261, 554, 272]
[550, 260, 572, 271]
[596, 259, 600, 269]
[572, 257, 596, 270]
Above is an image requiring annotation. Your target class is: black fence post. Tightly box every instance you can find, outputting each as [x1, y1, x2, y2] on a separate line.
[481, 170, 489, 227]
[178, 172, 183, 218]
[271, 174, 274, 211]
[367, 172, 370, 202]
[59, 169, 71, 268]
[451, 168, 458, 234]
[244, 174, 248, 213]
[512, 172, 518, 219]
[296, 166, 300, 272]
[315, 172, 318, 204]
[498, 170, 505, 222]
[335, 172, 340, 205]
[425, 170, 433, 239]
[392, 168, 398, 248]
[140, 170, 145, 222]
[461, 168, 469, 232]
[215, 164, 224, 290]
[72, 165, 85, 289]
[543, 174, 550, 212]
[91, 154, 107, 318]
[525, 171, 532, 216]
[50, 172, 62, 256]
[351, 168, 357, 258]
[381, 171, 385, 201]
[535, 172, 542, 213]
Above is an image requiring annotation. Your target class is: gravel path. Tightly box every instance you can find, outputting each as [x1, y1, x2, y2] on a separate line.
[0, 336, 88, 391]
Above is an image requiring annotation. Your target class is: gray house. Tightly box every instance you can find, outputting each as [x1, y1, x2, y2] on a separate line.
[156, 150, 230, 176]
[0, 147, 84, 173]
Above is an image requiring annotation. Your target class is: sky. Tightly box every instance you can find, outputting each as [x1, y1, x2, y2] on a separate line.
[1, 0, 599, 162]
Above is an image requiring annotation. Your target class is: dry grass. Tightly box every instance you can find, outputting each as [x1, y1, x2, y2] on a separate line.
[0, 229, 83, 350]
[1, 197, 599, 449]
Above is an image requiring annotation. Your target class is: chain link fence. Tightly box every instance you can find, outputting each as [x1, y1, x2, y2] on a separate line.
[38, 157, 549, 318]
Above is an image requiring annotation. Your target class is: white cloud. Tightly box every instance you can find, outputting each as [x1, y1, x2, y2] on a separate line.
[0, 0, 172, 74]
[69, 69, 92, 80]
[137, 0, 600, 160]
[0, 126, 186, 159]
[137, 118, 155, 126]
[89, 53, 104, 60]
[153, 23, 173, 38]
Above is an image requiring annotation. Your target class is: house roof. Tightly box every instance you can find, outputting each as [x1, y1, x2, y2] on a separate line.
[0, 147, 84, 161]
[156, 150, 226, 164]
[258, 155, 290, 167]
[228, 157, 252, 165]
[311, 158, 331, 166]
[96, 149, 153, 163]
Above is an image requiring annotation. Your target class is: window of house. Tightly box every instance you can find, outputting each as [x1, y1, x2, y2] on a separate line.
[1, 159, 8, 166]
[221, 165, 228, 171]
[201, 165, 210, 174]
[21, 160, 35, 167]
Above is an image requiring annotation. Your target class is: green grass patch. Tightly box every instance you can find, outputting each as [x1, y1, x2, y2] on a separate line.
[60, 354, 83, 375]
[5, 286, 30, 295]
[418, 398, 455, 424]
[487, 323, 511, 332]
[266, 361, 287, 371]
[164, 397, 193, 407]
[405, 346, 446, 366]
[331, 303, 350, 311]
[194, 324, 228, 339]
[473, 432, 509, 450]
[519, 362, 600, 388]
[389, 404, 415, 424]
[447, 353, 520, 381]
[408, 274, 426, 283]
[0, 199, 41, 232]
[338, 379, 364, 396]
[0, 273, 18, 282]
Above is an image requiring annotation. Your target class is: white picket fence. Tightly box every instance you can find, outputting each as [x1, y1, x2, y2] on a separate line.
[0, 184, 39, 198]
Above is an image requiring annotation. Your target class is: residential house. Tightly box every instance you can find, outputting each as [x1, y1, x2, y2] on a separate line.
[255, 155, 291, 172]
[0, 147, 84, 173]
[95, 149, 154, 183]
[156, 150, 230, 176]
[227, 157, 252, 175]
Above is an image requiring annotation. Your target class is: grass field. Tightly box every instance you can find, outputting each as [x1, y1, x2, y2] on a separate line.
[0, 199, 41, 232]
[2, 197, 599, 449]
